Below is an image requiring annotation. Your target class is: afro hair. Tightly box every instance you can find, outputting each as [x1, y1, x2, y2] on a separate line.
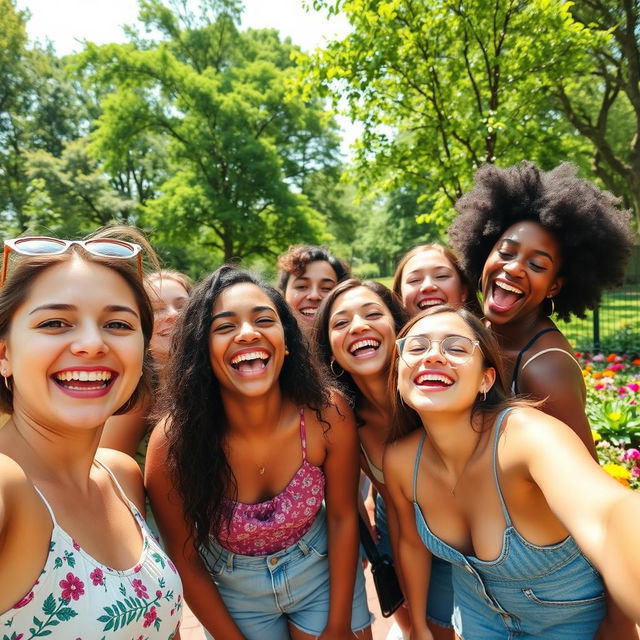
[448, 161, 634, 321]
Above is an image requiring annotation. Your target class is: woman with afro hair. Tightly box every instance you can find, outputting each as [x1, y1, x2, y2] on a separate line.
[449, 161, 634, 459]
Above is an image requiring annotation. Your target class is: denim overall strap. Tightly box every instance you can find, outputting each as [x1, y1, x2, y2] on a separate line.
[491, 408, 515, 528]
[413, 431, 427, 502]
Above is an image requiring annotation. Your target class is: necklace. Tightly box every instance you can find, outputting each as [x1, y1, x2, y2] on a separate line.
[257, 464, 265, 476]
[450, 453, 475, 495]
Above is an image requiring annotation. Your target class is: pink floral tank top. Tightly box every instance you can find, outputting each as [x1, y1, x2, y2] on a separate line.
[218, 410, 325, 556]
[0, 462, 183, 640]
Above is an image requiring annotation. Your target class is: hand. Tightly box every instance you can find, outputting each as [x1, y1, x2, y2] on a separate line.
[409, 627, 434, 640]
[318, 625, 357, 640]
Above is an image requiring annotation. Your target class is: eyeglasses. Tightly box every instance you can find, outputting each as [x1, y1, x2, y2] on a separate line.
[395, 334, 481, 366]
[1, 236, 143, 285]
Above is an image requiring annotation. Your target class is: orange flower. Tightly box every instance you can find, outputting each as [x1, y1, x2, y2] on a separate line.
[634, 359, 640, 366]
[592, 371, 603, 380]
[602, 369, 616, 377]
[606, 353, 618, 363]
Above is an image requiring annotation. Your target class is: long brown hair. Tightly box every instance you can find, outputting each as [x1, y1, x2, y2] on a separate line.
[387, 305, 511, 443]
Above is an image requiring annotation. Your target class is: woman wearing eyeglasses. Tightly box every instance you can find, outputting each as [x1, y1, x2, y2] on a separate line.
[0, 232, 182, 639]
[145, 266, 372, 640]
[384, 305, 640, 640]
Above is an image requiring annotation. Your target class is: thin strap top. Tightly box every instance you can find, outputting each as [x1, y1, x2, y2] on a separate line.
[511, 327, 560, 393]
[361, 443, 385, 485]
[218, 409, 325, 556]
[0, 461, 183, 640]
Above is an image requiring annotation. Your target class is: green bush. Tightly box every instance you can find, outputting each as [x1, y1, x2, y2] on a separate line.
[352, 262, 381, 280]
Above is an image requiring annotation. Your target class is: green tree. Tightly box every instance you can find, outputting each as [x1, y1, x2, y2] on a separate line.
[556, 0, 640, 226]
[80, 0, 341, 267]
[307, 0, 598, 231]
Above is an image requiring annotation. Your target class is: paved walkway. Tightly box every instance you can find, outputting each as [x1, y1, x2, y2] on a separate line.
[180, 564, 395, 639]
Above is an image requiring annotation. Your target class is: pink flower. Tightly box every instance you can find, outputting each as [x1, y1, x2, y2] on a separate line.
[593, 353, 605, 362]
[623, 449, 640, 461]
[618, 387, 627, 396]
[633, 467, 640, 478]
[60, 573, 85, 602]
[72, 540, 81, 551]
[594, 383, 605, 391]
[608, 363, 625, 372]
[143, 606, 158, 628]
[156, 590, 162, 598]
[90, 568, 104, 586]
[132, 578, 149, 599]
[13, 591, 34, 609]
[627, 383, 640, 393]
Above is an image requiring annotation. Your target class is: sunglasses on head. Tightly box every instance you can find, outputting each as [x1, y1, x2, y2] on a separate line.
[1, 236, 143, 286]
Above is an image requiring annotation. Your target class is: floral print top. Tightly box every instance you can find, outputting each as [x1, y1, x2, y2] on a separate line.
[218, 410, 325, 556]
[0, 464, 182, 640]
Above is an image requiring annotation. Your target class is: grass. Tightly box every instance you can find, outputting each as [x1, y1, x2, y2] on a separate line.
[374, 279, 640, 352]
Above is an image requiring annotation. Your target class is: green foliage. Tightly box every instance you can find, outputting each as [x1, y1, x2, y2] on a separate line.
[77, 1, 341, 266]
[305, 0, 602, 234]
[352, 261, 380, 279]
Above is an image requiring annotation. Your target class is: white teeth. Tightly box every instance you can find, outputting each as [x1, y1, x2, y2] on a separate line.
[349, 339, 381, 354]
[300, 308, 317, 316]
[495, 281, 523, 295]
[418, 299, 443, 309]
[416, 373, 453, 385]
[55, 371, 112, 382]
[230, 351, 269, 365]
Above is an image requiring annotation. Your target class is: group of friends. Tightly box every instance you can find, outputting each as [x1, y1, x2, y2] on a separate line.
[0, 161, 639, 640]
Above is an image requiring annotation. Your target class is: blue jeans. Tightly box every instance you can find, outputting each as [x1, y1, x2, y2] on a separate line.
[202, 508, 372, 639]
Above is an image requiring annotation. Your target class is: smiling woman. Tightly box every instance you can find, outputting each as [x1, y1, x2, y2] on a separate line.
[145, 266, 372, 640]
[0, 229, 182, 639]
[449, 162, 634, 458]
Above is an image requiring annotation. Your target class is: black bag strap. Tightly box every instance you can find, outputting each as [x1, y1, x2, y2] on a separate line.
[359, 514, 383, 564]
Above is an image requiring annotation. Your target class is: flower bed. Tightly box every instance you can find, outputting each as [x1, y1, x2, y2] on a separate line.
[578, 351, 640, 490]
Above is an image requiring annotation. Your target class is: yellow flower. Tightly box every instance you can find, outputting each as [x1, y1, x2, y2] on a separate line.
[603, 463, 631, 480]
[591, 430, 602, 442]
[607, 412, 622, 421]
[602, 370, 616, 378]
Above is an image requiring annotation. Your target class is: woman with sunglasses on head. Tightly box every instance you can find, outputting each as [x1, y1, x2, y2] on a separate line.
[384, 305, 640, 640]
[315, 279, 454, 640]
[0, 232, 182, 639]
[145, 266, 372, 640]
[277, 245, 350, 335]
[448, 162, 634, 458]
[392, 244, 478, 317]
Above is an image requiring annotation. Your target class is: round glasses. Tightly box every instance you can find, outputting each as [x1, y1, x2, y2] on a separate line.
[1, 236, 143, 285]
[395, 334, 481, 366]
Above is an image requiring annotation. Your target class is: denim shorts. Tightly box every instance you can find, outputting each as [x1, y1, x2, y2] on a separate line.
[202, 508, 373, 639]
[376, 493, 454, 628]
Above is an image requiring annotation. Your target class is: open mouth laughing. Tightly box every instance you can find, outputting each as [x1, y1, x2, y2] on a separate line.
[490, 280, 524, 312]
[417, 297, 445, 310]
[230, 349, 271, 374]
[348, 338, 381, 357]
[52, 368, 117, 396]
[414, 371, 454, 388]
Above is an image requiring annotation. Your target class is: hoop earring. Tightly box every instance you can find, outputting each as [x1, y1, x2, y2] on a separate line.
[330, 359, 344, 378]
[3, 375, 11, 392]
[546, 296, 555, 316]
[482, 389, 487, 402]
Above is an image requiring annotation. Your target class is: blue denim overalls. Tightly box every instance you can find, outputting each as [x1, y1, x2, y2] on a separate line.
[413, 408, 606, 639]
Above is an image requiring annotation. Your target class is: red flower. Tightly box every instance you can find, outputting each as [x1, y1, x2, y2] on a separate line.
[60, 573, 85, 602]
[143, 606, 158, 628]
[13, 591, 34, 609]
[90, 568, 104, 586]
[606, 353, 618, 363]
[156, 590, 162, 598]
[132, 578, 149, 599]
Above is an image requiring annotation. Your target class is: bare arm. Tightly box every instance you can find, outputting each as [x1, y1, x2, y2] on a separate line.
[100, 401, 149, 458]
[519, 352, 596, 458]
[384, 440, 433, 640]
[145, 424, 246, 640]
[512, 407, 640, 622]
[319, 396, 363, 639]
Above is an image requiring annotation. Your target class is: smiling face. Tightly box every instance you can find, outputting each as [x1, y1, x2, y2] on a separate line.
[148, 277, 190, 364]
[284, 260, 338, 326]
[396, 312, 494, 418]
[0, 257, 145, 431]
[400, 249, 467, 316]
[481, 221, 563, 325]
[209, 282, 286, 398]
[328, 286, 396, 381]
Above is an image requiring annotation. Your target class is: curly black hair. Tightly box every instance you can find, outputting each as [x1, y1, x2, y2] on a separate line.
[276, 244, 350, 292]
[448, 162, 634, 321]
[314, 278, 408, 421]
[160, 266, 332, 556]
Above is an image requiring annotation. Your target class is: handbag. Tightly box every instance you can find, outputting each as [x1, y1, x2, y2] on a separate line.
[358, 515, 405, 617]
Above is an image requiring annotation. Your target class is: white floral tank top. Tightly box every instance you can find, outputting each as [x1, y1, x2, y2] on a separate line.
[0, 463, 183, 640]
